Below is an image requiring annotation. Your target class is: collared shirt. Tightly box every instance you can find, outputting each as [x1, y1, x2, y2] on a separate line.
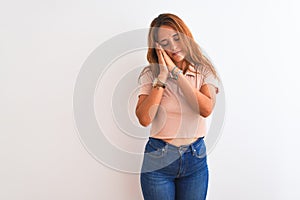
[137, 64, 219, 139]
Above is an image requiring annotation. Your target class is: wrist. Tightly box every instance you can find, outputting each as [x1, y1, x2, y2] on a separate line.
[158, 74, 168, 83]
[171, 66, 183, 80]
[152, 77, 166, 89]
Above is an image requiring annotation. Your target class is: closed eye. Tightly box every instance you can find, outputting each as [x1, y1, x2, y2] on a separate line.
[159, 33, 180, 47]
[173, 34, 180, 41]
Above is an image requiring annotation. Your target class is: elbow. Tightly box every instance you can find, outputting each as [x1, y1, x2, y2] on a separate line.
[135, 109, 151, 127]
[200, 110, 212, 118]
[200, 105, 213, 118]
[139, 119, 151, 127]
[137, 116, 151, 127]
[199, 98, 217, 118]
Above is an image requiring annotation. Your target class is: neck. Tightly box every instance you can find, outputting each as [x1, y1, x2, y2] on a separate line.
[175, 60, 185, 70]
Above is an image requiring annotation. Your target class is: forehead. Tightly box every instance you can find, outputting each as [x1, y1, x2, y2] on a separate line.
[157, 25, 177, 40]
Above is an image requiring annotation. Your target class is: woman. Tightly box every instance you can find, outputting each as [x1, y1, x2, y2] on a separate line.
[135, 13, 220, 200]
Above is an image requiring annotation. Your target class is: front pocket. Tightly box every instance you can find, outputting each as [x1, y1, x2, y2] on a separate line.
[193, 142, 207, 159]
[144, 141, 165, 158]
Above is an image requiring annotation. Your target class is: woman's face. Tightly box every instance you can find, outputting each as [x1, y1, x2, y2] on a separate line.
[157, 25, 186, 64]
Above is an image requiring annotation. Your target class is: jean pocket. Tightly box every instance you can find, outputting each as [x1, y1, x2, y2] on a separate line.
[144, 140, 165, 158]
[192, 141, 207, 159]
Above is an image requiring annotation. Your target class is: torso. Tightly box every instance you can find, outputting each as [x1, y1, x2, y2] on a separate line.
[151, 67, 205, 147]
[149, 65, 206, 142]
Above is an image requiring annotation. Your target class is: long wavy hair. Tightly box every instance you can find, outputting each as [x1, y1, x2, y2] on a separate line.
[142, 13, 219, 81]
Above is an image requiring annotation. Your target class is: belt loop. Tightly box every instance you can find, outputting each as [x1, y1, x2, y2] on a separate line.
[164, 142, 169, 152]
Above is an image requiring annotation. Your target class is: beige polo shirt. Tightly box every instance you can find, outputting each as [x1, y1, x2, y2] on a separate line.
[137, 64, 219, 139]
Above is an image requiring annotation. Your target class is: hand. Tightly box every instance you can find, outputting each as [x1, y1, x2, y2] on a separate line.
[155, 43, 169, 82]
[160, 47, 176, 72]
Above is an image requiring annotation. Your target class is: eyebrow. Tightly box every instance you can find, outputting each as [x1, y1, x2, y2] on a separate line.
[159, 33, 179, 43]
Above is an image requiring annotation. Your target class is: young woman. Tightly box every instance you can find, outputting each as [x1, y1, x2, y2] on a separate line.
[135, 13, 220, 200]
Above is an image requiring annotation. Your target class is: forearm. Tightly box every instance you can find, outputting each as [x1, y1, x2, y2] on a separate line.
[176, 72, 213, 117]
[136, 86, 165, 126]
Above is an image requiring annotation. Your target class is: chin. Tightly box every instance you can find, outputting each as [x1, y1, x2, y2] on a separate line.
[167, 52, 185, 64]
[172, 55, 185, 63]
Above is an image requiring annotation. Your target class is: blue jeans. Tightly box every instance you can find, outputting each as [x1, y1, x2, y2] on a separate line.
[140, 137, 209, 200]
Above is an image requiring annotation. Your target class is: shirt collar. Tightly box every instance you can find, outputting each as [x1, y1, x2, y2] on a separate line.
[185, 65, 197, 77]
[167, 65, 197, 78]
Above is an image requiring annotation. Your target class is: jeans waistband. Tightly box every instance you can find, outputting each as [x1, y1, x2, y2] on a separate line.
[148, 137, 205, 153]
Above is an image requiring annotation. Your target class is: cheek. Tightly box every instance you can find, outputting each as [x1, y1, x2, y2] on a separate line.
[178, 42, 185, 51]
[162, 46, 171, 52]
[165, 50, 173, 57]
[161, 47, 172, 56]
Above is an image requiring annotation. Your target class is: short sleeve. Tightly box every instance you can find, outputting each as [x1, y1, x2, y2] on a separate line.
[202, 66, 220, 94]
[137, 67, 154, 97]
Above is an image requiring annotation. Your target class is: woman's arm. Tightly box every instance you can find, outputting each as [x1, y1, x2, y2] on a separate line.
[135, 43, 169, 127]
[135, 86, 165, 127]
[160, 49, 217, 117]
[176, 71, 217, 117]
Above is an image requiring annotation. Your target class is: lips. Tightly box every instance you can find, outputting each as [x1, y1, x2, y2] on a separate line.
[172, 51, 181, 56]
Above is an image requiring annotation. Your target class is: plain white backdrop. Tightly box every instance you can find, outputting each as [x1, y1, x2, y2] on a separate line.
[1, 0, 300, 199]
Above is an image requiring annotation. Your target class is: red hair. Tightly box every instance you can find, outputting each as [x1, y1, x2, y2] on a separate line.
[145, 13, 219, 80]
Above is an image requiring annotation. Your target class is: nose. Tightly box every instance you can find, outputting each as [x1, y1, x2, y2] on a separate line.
[169, 40, 177, 51]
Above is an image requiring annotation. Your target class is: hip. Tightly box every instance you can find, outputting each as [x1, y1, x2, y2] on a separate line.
[141, 136, 207, 175]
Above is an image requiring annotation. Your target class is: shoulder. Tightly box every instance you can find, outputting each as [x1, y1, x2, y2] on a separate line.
[194, 64, 209, 75]
[138, 65, 154, 83]
[140, 65, 152, 74]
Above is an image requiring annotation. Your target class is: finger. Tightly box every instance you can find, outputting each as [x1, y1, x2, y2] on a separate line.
[160, 47, 168, 57]
[159, 53, 166, 66]
[155, 43, 159, 54]
[161, 50, 176, 71]
[155, 42, 162, 50]
[155, 44, 164, 61]
[155, 42, 162, 52]
[161, 49, 172, 63]
[155, 44, 165, 62]
[155, 43, 169, 68]
[156, 48, 163, 60]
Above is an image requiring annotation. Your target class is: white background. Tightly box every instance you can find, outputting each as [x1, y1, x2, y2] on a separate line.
[1, 0, 300, 199]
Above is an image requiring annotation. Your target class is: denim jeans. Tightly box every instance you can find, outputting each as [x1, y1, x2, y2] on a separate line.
[140, 137, 209, 200]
